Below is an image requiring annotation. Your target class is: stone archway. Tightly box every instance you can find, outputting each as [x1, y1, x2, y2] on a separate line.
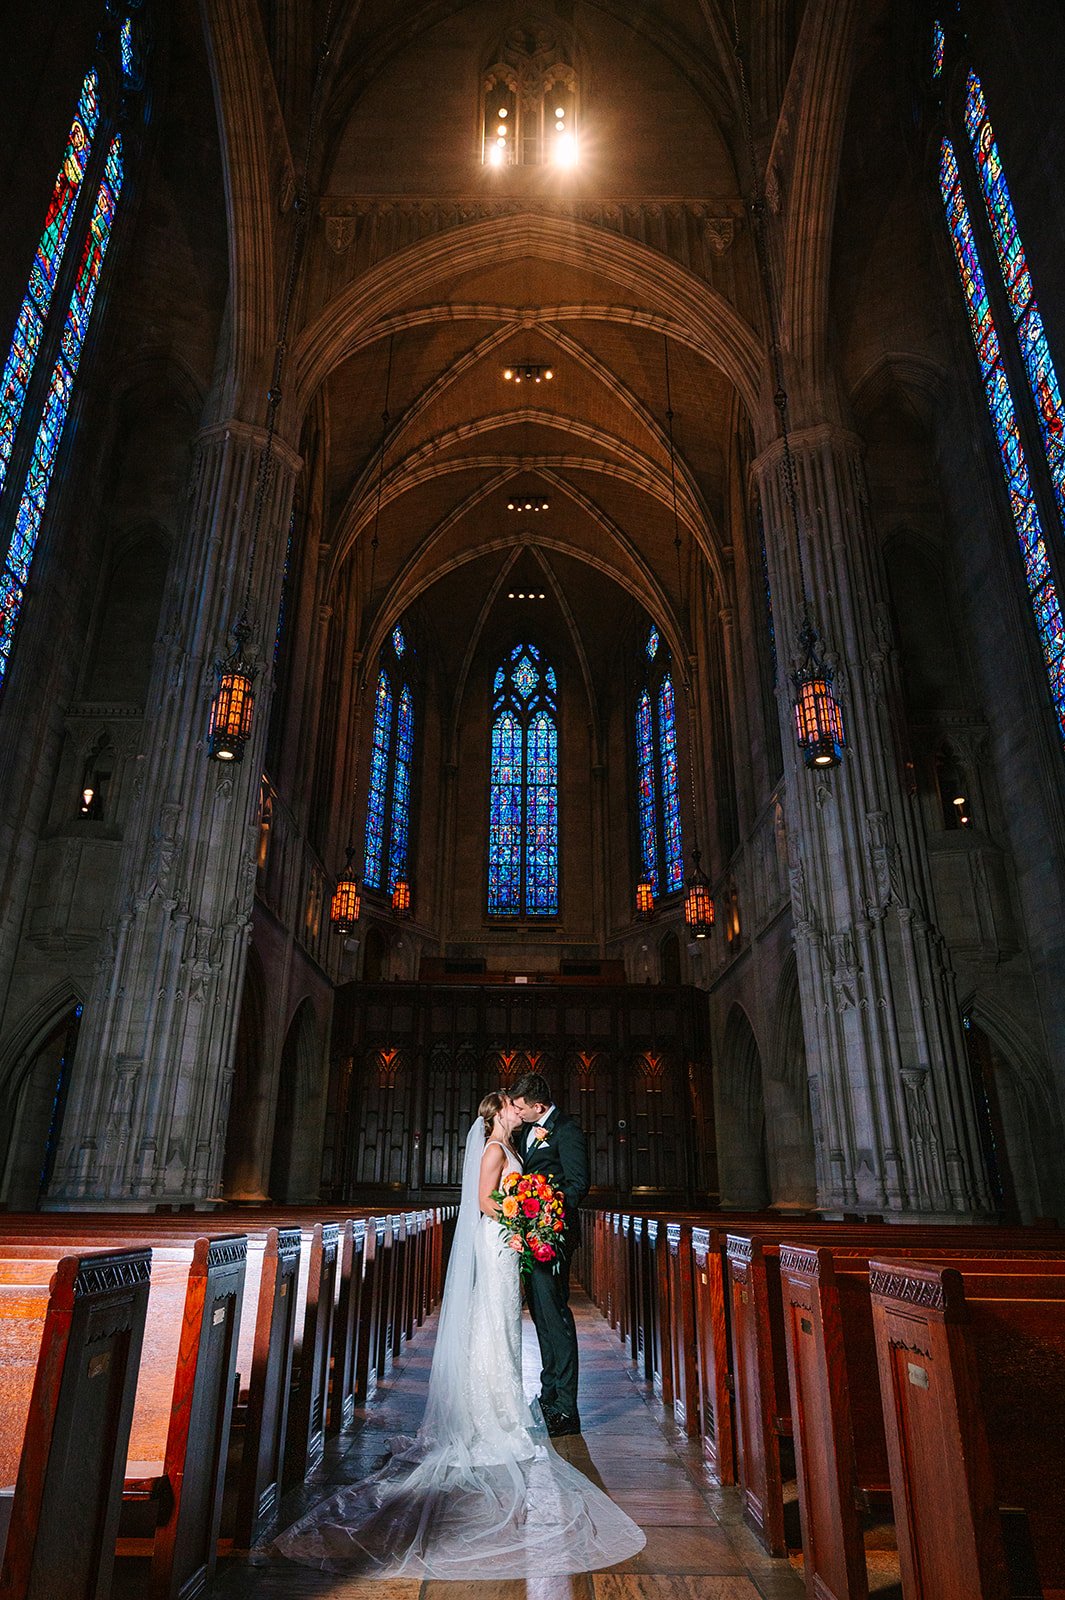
[962, 1005, 1064, 1223]
[222, 944, 269, 1201]
[765, 955, 817, 1209]
[0, 997, 82, 1209]
[716, 1004, 770, 1209]
[268, 998, 327, 1202]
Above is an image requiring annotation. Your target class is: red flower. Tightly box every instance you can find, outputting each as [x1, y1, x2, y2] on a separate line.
[531, 1239, 556, 1261]
[522, 1197, 541, 1218]
[553, 1219, 565, 1232]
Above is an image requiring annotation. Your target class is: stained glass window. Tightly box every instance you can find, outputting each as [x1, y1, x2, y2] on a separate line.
[659, 674, 684, 891]
[1, 135, 124, 682]
[634, 628, 686, 901]
[636, 689, 658, 892]
[0, 71, 99, 501]
[932, 18, 945, 80]
[120, 18, 135, 82]
[388, 685, 413, 889]
[488, 643, 559, 916]
[392, 624, 406, 658]
[363, 671, 392, 889]
[964, 72, 1065, 526]
[939, 137, 1065, 738]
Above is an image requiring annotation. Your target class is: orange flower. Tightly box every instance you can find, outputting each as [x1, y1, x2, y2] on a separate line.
[501, 1196, 519, 1219]
[503, 1172, 520, 1192]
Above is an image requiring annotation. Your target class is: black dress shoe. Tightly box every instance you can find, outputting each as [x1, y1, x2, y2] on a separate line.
[546, 1411, 582, 1437]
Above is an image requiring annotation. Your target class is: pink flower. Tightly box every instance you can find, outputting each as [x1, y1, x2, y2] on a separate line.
[522, 1197, 541, 1218]
[531, 1240, 556, 1262]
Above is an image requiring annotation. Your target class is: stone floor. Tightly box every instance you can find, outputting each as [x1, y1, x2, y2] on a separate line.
[212, 1287, 806, 1600]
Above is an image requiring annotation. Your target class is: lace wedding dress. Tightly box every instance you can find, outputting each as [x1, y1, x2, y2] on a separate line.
[274, 1122, 645, 1579]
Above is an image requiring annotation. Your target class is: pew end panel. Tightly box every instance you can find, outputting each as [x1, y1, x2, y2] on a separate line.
[0, 1250, 152, 1600]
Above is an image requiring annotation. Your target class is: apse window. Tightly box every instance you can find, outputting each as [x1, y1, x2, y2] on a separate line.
[483, 78, 517, 167]
[488, 643, 559, 917]
[546, 82, 577, 167]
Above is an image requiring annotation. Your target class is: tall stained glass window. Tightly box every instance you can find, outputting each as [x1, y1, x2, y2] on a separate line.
[0, 11, 143, 687]
[938, 86, 1065, 738]
[634, 622, 685, 899]
[488, 643, 558, 916]
[964, 73, 1065, 523]
[363, 626, 416, 892]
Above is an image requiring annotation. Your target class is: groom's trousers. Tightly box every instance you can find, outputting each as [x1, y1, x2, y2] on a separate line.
[526, 1248, 578, 1416]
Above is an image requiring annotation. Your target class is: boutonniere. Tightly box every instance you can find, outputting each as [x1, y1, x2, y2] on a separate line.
[532, 1126, 550, 1144]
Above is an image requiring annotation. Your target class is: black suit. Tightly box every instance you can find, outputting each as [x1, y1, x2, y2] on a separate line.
[520, 1108, 589, 1417]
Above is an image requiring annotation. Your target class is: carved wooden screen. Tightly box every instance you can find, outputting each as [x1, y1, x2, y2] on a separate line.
[326, 981, 713, 1206]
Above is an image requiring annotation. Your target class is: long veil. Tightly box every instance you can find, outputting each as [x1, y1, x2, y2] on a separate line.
[274, 1119, 646, 1579]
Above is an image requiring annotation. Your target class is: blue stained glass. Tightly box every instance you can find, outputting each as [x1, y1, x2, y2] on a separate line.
[120, 18, 135, 81]
[489, 712, 524, 914]
[658, 675, 683, 892]
[0, 71, 98, 499]
[939, 138, 1065, 740]
[932, 18, 945, 79]
[512, 653, 538, 699]
[488, 644, 559, 915]
[0, 136, 123, 681]
[646, 624, 660, 660]
[636, 689, 658, 893]
[525, 709, 558, 914]
[392, 624, 406, 658]
[388, 686, 413, 890]
[964, 73, 1065, 527]
[363, 671, 392, 888]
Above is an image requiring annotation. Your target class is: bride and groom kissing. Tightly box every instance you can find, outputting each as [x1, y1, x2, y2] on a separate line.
[277, 1071, 645, 1578]
[489, 1071, 588, 1437]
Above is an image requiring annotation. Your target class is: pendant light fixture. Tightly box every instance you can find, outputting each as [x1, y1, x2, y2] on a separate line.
[330, 335, 397, 935]
[391, 872, 412, 917]
[730, 4, 846, 772]
[635, 868, 656, 920]
[207, 8, 334, 763]
[662, 337, 716, 937]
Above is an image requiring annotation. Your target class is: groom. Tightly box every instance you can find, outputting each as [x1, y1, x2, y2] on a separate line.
[509, 1071, 589, 1437]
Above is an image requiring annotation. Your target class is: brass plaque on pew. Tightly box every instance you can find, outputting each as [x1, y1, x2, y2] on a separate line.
[907, 1361, 929, 1389]
[213, 1306, 227, 1326]
[88, 1351, 112, 1380]
[801, 1317, 812, 1336]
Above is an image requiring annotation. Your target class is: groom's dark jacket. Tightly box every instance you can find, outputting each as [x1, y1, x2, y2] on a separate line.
[519, 1109, 590, 1246]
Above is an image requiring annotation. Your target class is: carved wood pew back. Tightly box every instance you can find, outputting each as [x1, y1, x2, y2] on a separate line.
[870, 1258, 1065, 1600]
[0, 1249, 151, 1600]
[780, 1245, 1065, 1600]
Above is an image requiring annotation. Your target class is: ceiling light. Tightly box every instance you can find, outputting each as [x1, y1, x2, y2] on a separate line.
[498, 107, 508, 117]
[555, 106, 565, 118]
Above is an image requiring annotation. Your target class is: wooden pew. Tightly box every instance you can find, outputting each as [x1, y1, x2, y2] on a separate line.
[283, 1222, 339, 1490]
[328, 1218, 366, 1437]
[871, 1258, 1065, 1600]
[231, 1226, 301, 1548]
[728, 1228, 1065, 1560]
[0, 1249, 151, 1600]
[779, 1245, 1063, 1599]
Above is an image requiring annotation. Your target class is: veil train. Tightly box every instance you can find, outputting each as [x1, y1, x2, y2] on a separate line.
[273, 1120, 646, 1578]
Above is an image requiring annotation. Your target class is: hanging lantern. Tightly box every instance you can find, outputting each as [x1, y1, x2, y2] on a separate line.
[391, 872, 412, 918]
[792, 616, 845, 770]
[207, 622, 256, 763]
[635, 870, 655, 920]
[684, 849, 715, 939]
[330, 849, 362, 936]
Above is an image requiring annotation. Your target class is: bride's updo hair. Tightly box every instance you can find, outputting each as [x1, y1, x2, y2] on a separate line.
[478, 1090, 508, 1138]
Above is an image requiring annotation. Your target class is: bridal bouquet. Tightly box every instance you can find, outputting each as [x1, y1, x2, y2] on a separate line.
[493, 1170, 566, 1273]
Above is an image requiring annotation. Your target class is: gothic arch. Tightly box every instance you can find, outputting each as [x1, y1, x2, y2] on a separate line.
[765, 953, 817, 1208]
[963, 994, 1065, 1221]
[0, 987, 84, 1209]
[716, 1003, 770, 1209]
[268, 996, 327, 1202]
[292, 213, 764, 423]
[222, 943, 268, 1200]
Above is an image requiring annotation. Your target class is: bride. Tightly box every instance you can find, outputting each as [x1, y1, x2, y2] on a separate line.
[274, 1091, 646, 1578]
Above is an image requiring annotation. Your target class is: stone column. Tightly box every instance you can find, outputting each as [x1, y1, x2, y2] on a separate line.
[47, 417, 301, 1207]
[755, 423, 993, 1218]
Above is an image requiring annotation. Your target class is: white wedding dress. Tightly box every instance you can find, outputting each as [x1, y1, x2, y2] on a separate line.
[274, 1121, 645, 1578]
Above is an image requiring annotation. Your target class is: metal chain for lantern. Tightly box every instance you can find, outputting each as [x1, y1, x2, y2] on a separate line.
[207, 4, 336, 762]
[661, 337, 715, 937]
[729, 2, 846, 771]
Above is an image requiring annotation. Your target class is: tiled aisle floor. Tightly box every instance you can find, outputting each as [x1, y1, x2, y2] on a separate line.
[214, 1287, 804, 1600]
